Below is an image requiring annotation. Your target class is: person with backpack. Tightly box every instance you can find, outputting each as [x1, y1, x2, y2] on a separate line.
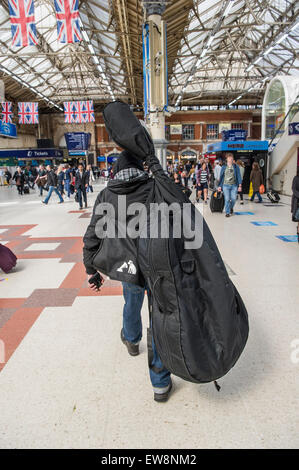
[42, 165, 64, 205]
[291, 168, 299, 243]
[83, 151, 172, 403]
[218, 153, 242, 217]
[250, 162, 263, 203]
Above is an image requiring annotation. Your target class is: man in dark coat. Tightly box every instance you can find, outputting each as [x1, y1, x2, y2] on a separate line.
[75, 163, 89, 209]
[83, 151, 172, 402]
[42, 165, 64, 205]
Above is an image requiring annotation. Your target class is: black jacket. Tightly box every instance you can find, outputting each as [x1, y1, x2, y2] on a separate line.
[13, 171, 25, 185]
[83, 173, 152, 281]
[47, 170, 58, 187]
[75, 170, 89, 190]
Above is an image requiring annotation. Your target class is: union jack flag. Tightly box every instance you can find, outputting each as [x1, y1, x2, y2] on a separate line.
[64, 101, 79, 123]
[1, 102, 13, 124]
[18, 102, 39, 124]
[54, 0, 82, 44]
[79, 100, 95, 123]
[8, 0, 38, 47]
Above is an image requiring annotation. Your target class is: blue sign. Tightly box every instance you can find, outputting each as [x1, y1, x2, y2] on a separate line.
[0, 120, 17, 138]
[65, 132, 91, 151]
[69, 151, 86, 156]
[97, 156, 106, 162]
[206, 140, 268, 153]
[288, 122, 299, 135]
[0, 148, 64, 159]
[222, 129, 247, 141]
[107, 155, 120, 164]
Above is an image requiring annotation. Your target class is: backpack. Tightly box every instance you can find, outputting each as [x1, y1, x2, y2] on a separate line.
[103, 101, 249, 385]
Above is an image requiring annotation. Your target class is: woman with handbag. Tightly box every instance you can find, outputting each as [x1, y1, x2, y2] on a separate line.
[250, 162, 263, 203]
[291, 169, 299, 243]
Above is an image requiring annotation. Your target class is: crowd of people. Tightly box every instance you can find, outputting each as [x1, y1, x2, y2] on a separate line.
[167, 154, 265, 217]
[1, 163, 100, 210]
[1, 153, 298, 237]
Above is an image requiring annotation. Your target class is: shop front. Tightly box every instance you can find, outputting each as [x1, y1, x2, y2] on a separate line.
[206, 140, 268, 193]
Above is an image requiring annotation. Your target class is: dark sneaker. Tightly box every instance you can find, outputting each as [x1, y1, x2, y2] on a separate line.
[225, 213, 230, 217]
[42, 200, 47, 204]
[154, 380, 173, 403]
[121, 329, 139, 356]
[230, 208, 233, 214]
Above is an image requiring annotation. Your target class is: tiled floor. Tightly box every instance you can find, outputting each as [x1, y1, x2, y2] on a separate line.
[0, 183, 298, 449]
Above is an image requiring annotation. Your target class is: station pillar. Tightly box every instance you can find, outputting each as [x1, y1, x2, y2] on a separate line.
[142, 1, 168, 169]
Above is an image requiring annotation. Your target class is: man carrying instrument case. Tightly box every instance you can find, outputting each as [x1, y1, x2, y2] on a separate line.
[83, 101, 249, 401]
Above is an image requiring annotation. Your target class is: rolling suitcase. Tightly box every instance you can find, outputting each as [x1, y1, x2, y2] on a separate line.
[267, 189, 280, 203]
[210, 190, 224, 212]
[23, 185, 30, 194]
[0, 244, 17, 273]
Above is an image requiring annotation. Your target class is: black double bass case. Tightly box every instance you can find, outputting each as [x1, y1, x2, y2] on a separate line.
[103, 101, 249, 384]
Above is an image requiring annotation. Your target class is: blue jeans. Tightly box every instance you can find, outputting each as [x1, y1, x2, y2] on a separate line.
[43, 186, 63, 203]
[223, 184, 238, 214]
[122, 282, 171, 389]
[64, 180, 71, 198]
[251, 191, 262, 202]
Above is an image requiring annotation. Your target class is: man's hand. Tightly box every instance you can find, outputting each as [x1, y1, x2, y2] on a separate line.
[87, 273, 103, 292]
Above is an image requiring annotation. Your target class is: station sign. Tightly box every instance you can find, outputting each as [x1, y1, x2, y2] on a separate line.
[65, 132, 91, 150]
[222, 129, 247, 141]
[0, 120, 17, 138]
[207, 140, 268, 153]
[0, 148, 64, 159]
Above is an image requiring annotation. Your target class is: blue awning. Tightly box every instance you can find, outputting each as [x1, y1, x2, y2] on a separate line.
[206, 140, 268, 153]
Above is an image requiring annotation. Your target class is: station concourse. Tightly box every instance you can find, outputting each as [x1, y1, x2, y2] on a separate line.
[0, 0, 299, 451]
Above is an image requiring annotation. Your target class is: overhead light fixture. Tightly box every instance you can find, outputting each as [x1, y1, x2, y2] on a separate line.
[246, 64, 254, 72]
[82, 30, 90, 43]
[291, 21, 299, 31]
[201, 48, 208, 58]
